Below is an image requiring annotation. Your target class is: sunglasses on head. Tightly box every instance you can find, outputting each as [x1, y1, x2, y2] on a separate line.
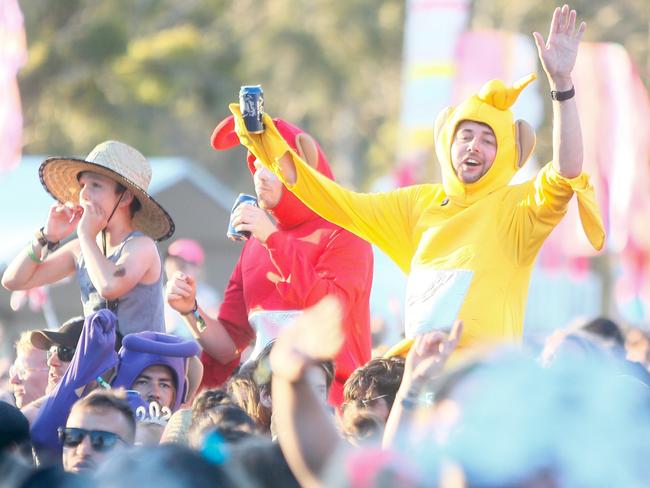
[360, 394, 389, 408]
[58, 427, 125, 452]
[47, 344, 76, 362]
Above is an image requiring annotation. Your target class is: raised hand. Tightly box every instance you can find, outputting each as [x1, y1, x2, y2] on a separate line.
[44, 202, 83, 242]
[403, 320, 463, 383]
[165, 271, 197, 315]
[229, 103, 293, 172]
[533, 4, 585, 89]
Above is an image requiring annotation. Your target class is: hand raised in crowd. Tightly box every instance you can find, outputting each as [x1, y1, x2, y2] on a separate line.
[403, 320, 463, 385]
[270, 295, 344, 383]
[43, 202, 83, 242]
[230, 104, 292, 171]
[77, 199, 108, 239]
[230, 203, 278, 244]
[533, 4, 585, 89]
[383, 321, 463, 449]
[165, 271, 197, 315]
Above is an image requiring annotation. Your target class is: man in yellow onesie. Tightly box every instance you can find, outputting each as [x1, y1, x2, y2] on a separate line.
[227, 4, 605, 353]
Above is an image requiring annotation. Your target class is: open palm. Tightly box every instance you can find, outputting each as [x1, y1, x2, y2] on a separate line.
[404, 320, 463, 382]
[533, 5, 586, 85]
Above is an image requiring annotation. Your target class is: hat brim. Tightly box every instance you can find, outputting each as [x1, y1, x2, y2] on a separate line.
[185, 355, 204, 403]
[39, 157, 175, 241]
[211, 116, 239, 151]
[30, 329, 77, 350]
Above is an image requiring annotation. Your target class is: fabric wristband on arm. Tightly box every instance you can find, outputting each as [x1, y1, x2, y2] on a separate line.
[183, 300, 207, 333]
[27, 240, 43, 263]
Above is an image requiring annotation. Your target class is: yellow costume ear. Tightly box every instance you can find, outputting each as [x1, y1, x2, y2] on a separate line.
[479, 73, 537, 110]
[434, 106, 454, 143]
[514, 120, 536, 168]
[295, 133, 319, 170]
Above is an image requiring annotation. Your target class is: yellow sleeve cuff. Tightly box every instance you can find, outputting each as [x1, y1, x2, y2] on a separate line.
[544, 163, 606, 251]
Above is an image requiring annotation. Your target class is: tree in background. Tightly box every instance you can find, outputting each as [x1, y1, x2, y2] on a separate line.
[17, 0, 648, 189]
[18, 0, 404, 190]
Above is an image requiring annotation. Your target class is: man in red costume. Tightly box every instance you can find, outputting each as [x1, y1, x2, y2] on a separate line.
[166, 116, 373, 405]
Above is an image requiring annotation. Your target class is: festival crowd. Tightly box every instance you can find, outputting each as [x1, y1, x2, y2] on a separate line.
[2, 5, 650, 487]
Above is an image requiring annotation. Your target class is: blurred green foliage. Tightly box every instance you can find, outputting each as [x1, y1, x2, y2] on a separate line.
[18, 0, 648, 189]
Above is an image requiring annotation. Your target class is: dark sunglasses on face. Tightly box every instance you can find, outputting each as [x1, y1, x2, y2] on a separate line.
[57, 427, 125, 452]
[47, 344, 76, 362]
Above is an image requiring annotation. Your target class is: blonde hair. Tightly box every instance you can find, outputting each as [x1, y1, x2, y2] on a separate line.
[15, 331, 38, 357]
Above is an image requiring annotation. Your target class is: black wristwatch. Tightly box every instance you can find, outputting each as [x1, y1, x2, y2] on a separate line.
[550, 86, 575, 101]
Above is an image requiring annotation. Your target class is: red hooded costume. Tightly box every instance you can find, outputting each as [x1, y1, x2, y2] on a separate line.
[203, 116, 373, 405]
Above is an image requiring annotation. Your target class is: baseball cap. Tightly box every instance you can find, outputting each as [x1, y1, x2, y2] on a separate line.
[167, 239, 205, 266]
[30, 316, 85, 351]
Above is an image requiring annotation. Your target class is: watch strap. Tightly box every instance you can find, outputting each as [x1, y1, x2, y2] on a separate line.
[550, 86, 575, 101]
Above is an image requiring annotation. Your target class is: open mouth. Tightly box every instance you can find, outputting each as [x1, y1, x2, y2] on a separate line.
[462, 158, 481, 167]
[72, 460, 94, 471]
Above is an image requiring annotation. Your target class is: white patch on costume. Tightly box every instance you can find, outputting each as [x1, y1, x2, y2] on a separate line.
[247, 310, 302, 361]
[405, 268, 473, 337]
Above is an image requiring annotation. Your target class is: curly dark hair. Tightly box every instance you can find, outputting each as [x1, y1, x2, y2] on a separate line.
[190, 389, 233, 423]
[343, 357, 405, 410]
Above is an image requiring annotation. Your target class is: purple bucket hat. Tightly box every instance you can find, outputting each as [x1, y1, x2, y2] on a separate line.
[112, 331, 200, 412]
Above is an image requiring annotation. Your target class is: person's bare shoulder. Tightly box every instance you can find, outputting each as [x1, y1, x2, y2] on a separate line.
[123, 234, 159, 256]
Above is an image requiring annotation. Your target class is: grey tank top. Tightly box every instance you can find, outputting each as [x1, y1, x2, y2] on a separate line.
[76, 231, 165, 335]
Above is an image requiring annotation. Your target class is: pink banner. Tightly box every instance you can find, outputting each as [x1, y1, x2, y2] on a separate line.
[546, 43, 650, 258]
[539, 42, 650, 322]
[0, 0, 27, 173]
[451, 30, 543, 125]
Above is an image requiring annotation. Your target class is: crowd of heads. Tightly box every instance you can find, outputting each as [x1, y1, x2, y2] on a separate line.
[3, 308, 650, 487]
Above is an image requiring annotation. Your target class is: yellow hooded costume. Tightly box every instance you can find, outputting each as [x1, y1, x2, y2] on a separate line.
[229, 75, 605, 353]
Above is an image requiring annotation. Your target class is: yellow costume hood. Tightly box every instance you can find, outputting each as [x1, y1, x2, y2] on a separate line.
[433, 74, 604, 251]
[435, 74, 537, 205]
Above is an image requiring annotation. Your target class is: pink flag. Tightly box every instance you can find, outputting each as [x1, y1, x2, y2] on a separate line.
[0, 0, 27, 173]
[546, 43, 650, 258]
[544, 43, 650, 322]
[451, 30, 544, 126]
[10, 286, 48, 312]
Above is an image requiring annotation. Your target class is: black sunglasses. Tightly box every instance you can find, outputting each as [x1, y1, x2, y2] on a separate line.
[57, 427, 125, 452]
[47, 344, 76, 362]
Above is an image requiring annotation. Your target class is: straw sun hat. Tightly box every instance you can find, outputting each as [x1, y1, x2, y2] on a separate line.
[39, 140, 175, 241]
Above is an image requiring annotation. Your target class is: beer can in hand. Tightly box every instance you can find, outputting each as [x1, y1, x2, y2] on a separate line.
[227, 193, 258, 241]
[239, 85, 265, 134]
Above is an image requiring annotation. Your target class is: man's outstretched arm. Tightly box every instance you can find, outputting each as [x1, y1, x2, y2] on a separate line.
[534, 4, 586, 179]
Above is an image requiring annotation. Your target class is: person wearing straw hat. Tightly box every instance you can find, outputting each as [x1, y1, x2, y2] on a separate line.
[2, 140, 175, 340]
[226, 5, 606, 358]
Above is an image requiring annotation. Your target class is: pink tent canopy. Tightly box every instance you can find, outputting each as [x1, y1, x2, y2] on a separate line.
[0, 0, 27, 173]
